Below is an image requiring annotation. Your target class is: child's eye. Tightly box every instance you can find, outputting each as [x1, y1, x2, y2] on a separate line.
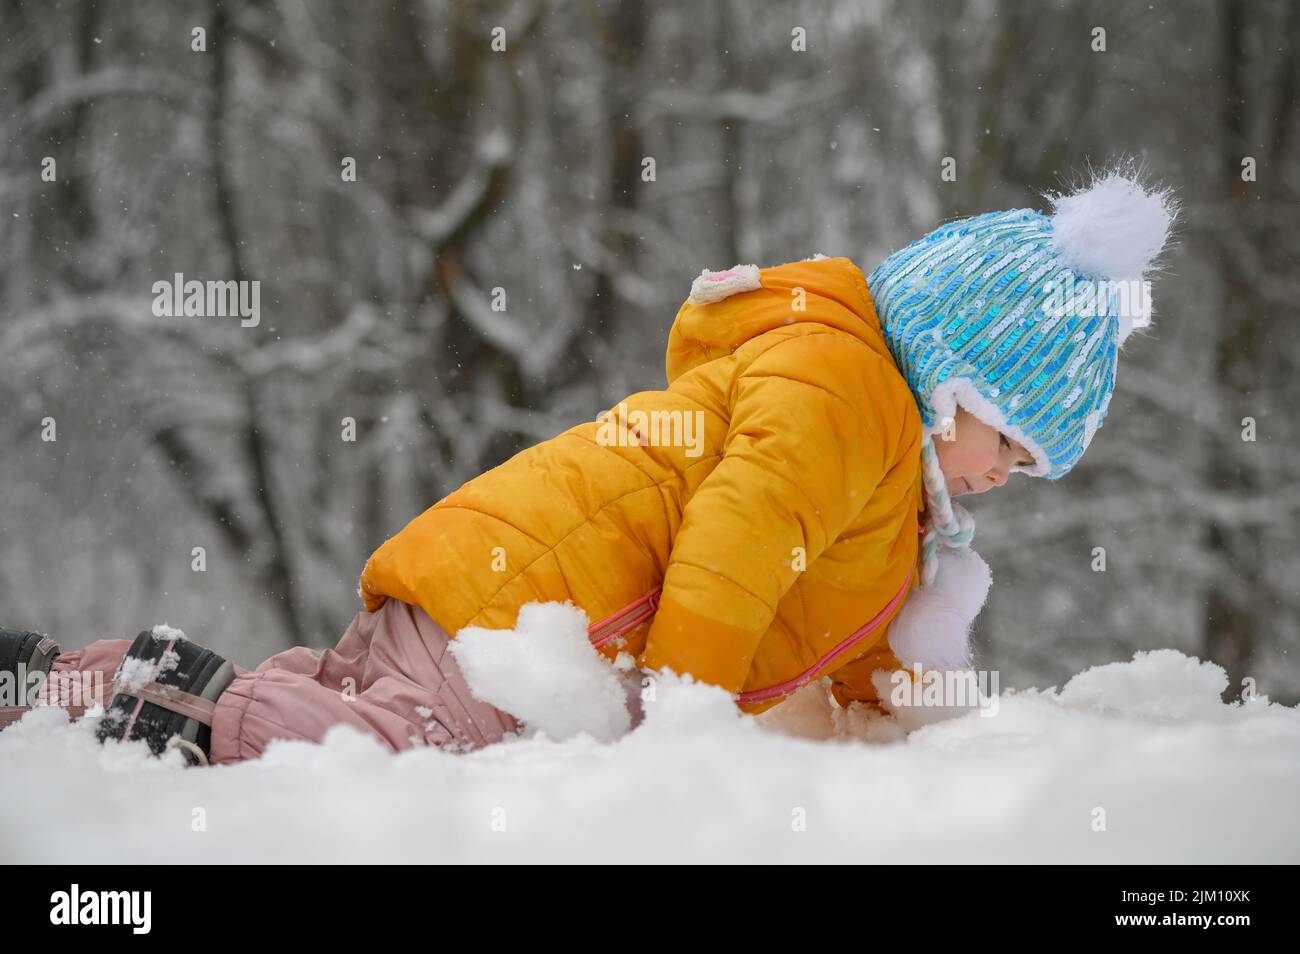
[1001, 433, 1032, 468]
[1000, 433, 1019, 462]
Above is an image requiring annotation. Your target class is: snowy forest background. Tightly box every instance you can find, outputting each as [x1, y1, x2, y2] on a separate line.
[2, 0, 1297, 705]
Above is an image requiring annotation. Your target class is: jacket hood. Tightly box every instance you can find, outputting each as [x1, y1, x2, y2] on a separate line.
[664, 256, 897, 385]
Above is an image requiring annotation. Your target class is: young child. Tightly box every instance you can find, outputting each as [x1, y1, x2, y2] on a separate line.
[0, 169, 1175, 765]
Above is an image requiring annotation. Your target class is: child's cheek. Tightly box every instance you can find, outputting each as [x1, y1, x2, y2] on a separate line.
[937, 434, 992, 479]
[932, 440, 961, 480]
[958, 443, 997, 478]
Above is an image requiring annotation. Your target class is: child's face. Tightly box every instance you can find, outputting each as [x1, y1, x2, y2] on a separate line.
[933, 406, 1034, 497]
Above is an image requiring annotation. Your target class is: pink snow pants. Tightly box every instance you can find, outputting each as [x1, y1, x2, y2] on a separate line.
[49, 599, 522, 765]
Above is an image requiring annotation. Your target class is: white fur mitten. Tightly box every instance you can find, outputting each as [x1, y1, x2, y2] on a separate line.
[875, 548, 993, 732]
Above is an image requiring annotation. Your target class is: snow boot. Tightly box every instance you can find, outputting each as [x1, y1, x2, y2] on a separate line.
[1, 629, 63, 729]
[0, 628, 61, 680]
[95, 630, 237, 767]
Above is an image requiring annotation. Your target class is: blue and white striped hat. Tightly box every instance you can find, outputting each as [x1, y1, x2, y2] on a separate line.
[868, 170, 1176, 481]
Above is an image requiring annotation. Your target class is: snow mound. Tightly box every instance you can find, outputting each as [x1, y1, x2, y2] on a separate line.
[2, 643, 1298, 864]
[1056, 648, 1232, 720]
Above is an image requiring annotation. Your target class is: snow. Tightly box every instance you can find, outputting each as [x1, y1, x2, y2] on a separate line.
[113, 656, 158, 693]
[451, 601, 632, 743]
[111, 626, 186, 692]
[2, 645, 1298, 863]
[151, 623, 190, 643]
[156, 649, 181, 677]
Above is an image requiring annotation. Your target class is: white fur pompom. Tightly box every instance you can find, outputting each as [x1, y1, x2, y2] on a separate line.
[868, 549, 992, 733]
[1046, 169, 1176, 283]
[887, 548, 992, 670]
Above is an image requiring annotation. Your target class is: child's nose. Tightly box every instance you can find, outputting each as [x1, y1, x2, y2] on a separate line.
[987, 466, 1009, 487]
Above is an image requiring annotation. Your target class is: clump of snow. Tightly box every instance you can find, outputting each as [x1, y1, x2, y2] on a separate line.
[110, 627, 188, 692]
[450, 601, 632, 743]
[114, 656, 159, 693]
[156, 648, 181, 678]
[151, 623, 190, 642]
[632, 668, 742, 734]
[2, 640, 1297, 863]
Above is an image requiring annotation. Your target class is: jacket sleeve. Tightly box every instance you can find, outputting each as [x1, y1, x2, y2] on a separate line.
[828, 644, 907, 711]
[636, 330, 908, 693]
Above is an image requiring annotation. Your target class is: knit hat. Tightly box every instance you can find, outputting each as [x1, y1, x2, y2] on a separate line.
[867, 168, 1176, 585]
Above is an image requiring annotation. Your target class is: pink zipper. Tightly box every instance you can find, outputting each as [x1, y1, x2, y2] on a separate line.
[588, 588, 662, 648]
[736, 565, 914, 704]
[586, 564, 915, 705]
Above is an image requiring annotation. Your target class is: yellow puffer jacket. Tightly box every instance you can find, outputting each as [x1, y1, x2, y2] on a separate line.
[360, 256, 926, 715]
